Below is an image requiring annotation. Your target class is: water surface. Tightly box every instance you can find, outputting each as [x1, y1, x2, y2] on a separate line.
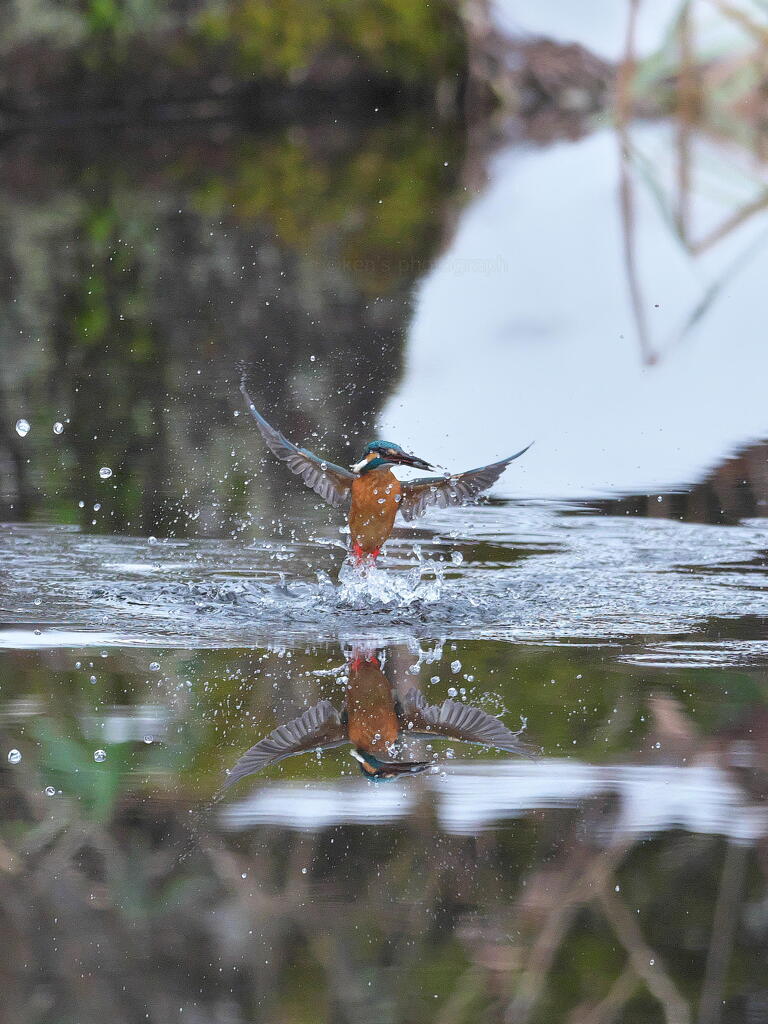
[2, 53, 768, 1024]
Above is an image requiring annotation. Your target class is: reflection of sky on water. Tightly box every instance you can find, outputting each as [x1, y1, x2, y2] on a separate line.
[382, 124, 768, 499]
[221, 761, 768, 841]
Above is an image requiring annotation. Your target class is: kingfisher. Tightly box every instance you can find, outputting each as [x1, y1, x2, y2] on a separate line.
[221, 649, 539, 788]
[240, 383, 531, 563]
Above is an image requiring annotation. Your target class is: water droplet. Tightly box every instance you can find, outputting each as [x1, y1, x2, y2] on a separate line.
[320, 461, 328, 471]
[15, 419, 30, 437]
[301, 867, 308, 874]
[147, 536, 158, 545]
[99, 467, 112, 480]
[143, 735, 153, 744]
[45, 786, 56, 796]
[93, 749, 106, 763]
[89, 675, 97, 684]
[451, 660, 462, 673]
[149, 661, 160, 672]
[7, 749, 21, 764]
[649, 959, 655, 966]
[451, 551, 463, 565]
[75, 661, 81, 669]
[33, 597, 42, 606]
[53, 421, 64, 435]
[447, 687, 458, 697]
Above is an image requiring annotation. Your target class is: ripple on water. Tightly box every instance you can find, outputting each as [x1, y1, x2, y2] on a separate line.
[619, 640, 768, 668]
[0, 507, 767, 648]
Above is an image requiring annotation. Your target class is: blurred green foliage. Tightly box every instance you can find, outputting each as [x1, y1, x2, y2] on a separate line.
[189, 121, 460, 291]
[3, 0, 465, 90]
[198, 0, 465, 82]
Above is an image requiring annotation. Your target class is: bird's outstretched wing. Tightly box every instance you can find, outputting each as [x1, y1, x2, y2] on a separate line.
[398, 444, 532, 522]
[221, 700, 346, 790]
[241, 383, 354, 508]
[399, 688, 540, 757]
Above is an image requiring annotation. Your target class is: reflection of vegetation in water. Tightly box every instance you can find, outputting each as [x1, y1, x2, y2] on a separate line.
[611, 0, 768, 368]
[0, 119, 461, 533]
[1, 640, 765, 1021]
[191, 122, 460, 292]
[3, 0, 465, 95]
[197, 0, 465, 82]
[55, 199, 168, 533]
[631, 0, 768, 142]
[1, 640, 761, 791]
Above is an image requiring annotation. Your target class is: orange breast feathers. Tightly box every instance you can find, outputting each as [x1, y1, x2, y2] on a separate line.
[348, 468, 403, 555]
[346, 656, 400, 752]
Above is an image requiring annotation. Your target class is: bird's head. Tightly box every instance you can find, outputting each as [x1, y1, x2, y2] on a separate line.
[350, 441, 433, 475]
[350, 749, 431, 782]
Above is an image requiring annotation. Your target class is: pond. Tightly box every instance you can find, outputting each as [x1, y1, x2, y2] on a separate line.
[2, 34, 768, 1024]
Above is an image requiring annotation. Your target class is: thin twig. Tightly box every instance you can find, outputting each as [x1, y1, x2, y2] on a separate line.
[698, 842, 749, 1024]
[600, 888, 691, 1024]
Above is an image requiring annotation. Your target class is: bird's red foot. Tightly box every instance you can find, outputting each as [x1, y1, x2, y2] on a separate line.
[351, 544, 381, 566]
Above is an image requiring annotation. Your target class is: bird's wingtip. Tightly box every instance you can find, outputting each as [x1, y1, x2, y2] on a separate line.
[506, 440, 534, 463]
[238, 377, 260, 418]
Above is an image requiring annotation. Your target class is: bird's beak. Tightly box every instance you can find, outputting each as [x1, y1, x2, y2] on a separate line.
[395, 451, 434, 472]
[379, 759, 432, 778]
[351, 749, 432, 779]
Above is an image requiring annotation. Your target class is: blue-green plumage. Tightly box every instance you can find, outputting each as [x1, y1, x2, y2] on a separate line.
[365, 441, 403, 453]
[359, 441, 416, 475]
[358, 456, 389, 473]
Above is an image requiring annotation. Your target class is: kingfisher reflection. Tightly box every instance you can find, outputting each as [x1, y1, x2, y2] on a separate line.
[223, 645, 539, 789]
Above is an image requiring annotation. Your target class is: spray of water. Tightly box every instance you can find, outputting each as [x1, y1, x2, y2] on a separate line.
[328, 551, 446, 609]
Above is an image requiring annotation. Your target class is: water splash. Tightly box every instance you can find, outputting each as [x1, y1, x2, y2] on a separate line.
[331, 555, 445, 609]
